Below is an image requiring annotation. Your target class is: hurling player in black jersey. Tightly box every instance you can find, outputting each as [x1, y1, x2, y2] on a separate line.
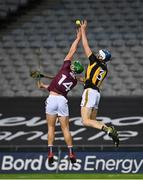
[80, 20, 119, 147]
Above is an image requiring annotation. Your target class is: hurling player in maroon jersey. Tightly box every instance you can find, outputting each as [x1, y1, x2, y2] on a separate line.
[37, 29, 84, 165]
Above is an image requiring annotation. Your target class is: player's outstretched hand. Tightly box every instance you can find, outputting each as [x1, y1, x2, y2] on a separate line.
[80, 20, 87, 30]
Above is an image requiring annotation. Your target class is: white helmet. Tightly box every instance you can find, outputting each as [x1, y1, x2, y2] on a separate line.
[98, 49, 111, 62]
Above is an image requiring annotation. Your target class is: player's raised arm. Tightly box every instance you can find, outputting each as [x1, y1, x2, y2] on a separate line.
[64, 28, 81, 61]
[80, 20, 92, 58]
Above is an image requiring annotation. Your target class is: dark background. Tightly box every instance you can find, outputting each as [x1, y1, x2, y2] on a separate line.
[0, 97, 143, 149]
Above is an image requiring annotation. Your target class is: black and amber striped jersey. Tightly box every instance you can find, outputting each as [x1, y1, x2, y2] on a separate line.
[84, 53, 108, 91]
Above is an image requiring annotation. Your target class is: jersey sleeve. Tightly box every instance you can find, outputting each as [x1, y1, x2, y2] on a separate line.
[61, 60, 71, 70]
[89, 53, 100, 65]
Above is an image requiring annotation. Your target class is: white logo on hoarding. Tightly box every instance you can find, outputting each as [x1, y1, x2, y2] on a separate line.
[0, 115, 142, 142]
[84, 155, 143, 173]
[1, 154, 143, 173]
[1, 155, 81, 171]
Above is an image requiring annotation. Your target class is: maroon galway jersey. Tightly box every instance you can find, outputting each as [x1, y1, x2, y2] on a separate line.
[48, 60, 77, 97]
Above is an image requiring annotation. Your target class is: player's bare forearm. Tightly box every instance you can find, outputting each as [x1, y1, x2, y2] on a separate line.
[80, 20, 92, 57]
[64, 29, 81, 60]
[70, 37, 80, 54]
[37, 80, 49, 89]
[81, 29, 92, 58]
[64, 38, 80, 60]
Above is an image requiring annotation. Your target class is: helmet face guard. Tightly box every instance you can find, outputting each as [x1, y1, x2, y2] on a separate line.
[73, 60, 84, 74]
[98, 49, 111, 62]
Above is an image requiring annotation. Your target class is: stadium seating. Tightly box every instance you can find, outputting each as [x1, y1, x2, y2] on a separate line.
[0, 0, 142, 96]
[0, 0, 28, 19]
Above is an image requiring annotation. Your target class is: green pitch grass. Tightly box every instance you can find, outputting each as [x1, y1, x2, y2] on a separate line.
[0, 173, 142, 179]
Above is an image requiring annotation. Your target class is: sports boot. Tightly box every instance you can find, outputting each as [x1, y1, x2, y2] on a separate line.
[107, 126, 119, 147]
[48, 152, 54, 165]
[69, 152, 76, 164]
